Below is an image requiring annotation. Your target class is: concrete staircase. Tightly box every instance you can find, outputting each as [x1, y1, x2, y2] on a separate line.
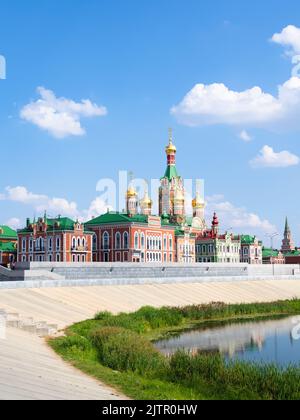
[0, 309, 58, 337]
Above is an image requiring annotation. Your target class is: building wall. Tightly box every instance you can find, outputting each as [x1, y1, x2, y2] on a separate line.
[18, 230, 93, 263]
[88, 224, 177, 263]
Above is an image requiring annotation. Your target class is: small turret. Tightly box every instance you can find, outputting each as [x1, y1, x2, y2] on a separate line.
[140, 190, 152, 216]
[126, 186, 138, 216]
[212, 212, 219, 236]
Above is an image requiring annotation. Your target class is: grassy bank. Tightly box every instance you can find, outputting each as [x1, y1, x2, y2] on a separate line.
[49, 300, 300, 400]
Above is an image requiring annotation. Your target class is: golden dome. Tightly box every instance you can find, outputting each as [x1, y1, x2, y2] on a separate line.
[140, 192, 152, 207]
[192, 193, 205, 208]
[166, 140, 177, 155]
[126, 186, 137, 198]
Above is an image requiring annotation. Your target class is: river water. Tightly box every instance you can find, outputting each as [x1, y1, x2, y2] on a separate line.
[155, 316, 300, 367]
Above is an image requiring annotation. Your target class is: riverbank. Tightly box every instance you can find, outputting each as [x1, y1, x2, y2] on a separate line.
[49, 300, 300, 400]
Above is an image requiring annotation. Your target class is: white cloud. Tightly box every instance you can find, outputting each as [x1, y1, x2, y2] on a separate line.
[171, 77, 300, 130]
[171, 26, 300, 131]
[272, 25, 300, 56]
[250, 145, 300, 168]
[1, 185, 111, 224]
[20, 87, 107, 139]
[206, 195, 277, 238]
[5, 218, 22, 230]
[239, 130, 252, 142]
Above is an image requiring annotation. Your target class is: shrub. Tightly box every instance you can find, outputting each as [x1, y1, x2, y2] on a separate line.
[91, 327, 166, 376]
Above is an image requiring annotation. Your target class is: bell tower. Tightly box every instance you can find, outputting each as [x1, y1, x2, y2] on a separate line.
[159, 129, 185, 223]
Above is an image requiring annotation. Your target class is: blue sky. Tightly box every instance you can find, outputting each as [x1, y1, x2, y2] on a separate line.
[1, 0, 300, 247]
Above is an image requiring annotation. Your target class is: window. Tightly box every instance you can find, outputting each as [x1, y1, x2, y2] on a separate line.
[104, 252, 109, 262]
[169, 236, 173, 250]
[29, 239, 33, 252]
[72, 237, 76, 250]
[22, 239, 26, 252]
[134, 232, 139, 249]
[92, 234, 97, 251]
[56, 254, 60, 262]
[115, 232, 121, 249]
[56, 237, 60, 251]
[164, 235, 167, 250]
[123, 232, 129, 249]
[141, 233, 145, 249]
[103, 232, 110, 250]
[22, 255, 26, 262]
[72, 255, 76, 262]
[48, 237, 53, 251]
[77, 237, 81, 248]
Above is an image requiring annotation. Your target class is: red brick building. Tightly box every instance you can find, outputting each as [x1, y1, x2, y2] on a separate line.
[86, 213, 177, 263]
[17, 215, 93, 263]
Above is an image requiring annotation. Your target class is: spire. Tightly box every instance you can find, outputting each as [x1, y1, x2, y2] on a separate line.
[282, 216, 295, 253]
[284, 217, 290, 234]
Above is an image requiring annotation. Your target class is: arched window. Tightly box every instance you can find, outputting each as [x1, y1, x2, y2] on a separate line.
[103, 232, 110, 250]
[141, 233, 145, 249]
[115, 232, 121, 249]
[92, 234, 97, 251]
[48, 237, 53, 251]
[164, 235, 167, 250]
[134, 232, 139, 250]
[72, 237, 76, 249]
[82, 237, 86, 248]
[169, 235, 173, 251]
[56, 237, 60, 251]
[123, 232, 129, 249]
[77, 237, 81, 248]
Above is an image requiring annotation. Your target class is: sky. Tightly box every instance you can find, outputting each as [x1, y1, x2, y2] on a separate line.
[1, 0, 300, 248]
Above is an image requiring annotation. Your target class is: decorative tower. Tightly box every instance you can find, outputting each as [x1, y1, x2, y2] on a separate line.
[211, 213, 219, 237]
[159, 129, 185, 224]
[140, 190, 152, 216]
[126, 186, 138, 216]
[282, 217, 295, 253]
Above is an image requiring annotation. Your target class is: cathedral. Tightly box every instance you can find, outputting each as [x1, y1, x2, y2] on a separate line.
[85, 131, 207, 263]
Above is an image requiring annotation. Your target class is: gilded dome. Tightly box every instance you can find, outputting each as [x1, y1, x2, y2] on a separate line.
[140, 192, 152, 207]
[126, 186, 137, 198]
[192, 193, 205, 208]
[166, 140, 177, 155]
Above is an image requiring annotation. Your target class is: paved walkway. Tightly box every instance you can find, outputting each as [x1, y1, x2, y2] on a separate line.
[0, 328, 125, 400]
[1, 279, 300, 400]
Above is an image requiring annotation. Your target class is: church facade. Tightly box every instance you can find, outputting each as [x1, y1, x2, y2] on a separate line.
[85, 132, 204, 263]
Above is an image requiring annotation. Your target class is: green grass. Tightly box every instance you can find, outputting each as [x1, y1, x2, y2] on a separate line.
[49, 299, 300, 400]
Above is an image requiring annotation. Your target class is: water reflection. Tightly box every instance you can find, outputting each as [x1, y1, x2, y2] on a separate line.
[155, 316, 300, 367]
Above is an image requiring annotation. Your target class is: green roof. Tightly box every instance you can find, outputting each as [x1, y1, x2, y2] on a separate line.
[284, 250, 300, 257]
[0, 225, 17, 240]
[86, 212, 149, 226]
[241, 235, 256, 244]
[162, 165, 180, 181]
[0, 241, 17, 253]
[262, 248, 280, 258]
[18, 217, 92, 234]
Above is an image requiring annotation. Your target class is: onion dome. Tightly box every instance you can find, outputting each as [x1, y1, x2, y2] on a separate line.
[165, 128, 177, 154]
[192, 193, 205, 209]
[140, 191, 152, 207]
[166, 140, 177, 155]
[126, 186, 137, 198]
